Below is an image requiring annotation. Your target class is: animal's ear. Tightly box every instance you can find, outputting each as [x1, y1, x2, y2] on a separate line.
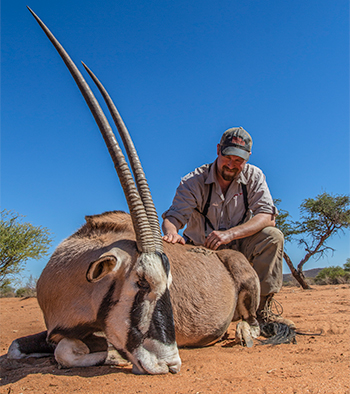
[86, 256, 117, 282]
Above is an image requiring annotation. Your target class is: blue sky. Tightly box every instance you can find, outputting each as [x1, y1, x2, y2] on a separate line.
[2, 0, 349, 283]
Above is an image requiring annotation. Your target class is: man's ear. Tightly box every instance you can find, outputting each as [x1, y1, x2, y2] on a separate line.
[217, 144, 221, 156]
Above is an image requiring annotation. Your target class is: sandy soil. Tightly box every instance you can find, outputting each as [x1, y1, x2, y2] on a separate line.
[0, 284, 349, 394]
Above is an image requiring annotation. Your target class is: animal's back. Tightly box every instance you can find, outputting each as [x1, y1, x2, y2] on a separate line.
[164, 243, 236, 347]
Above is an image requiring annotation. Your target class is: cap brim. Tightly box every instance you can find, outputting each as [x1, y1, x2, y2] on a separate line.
[221, 146, 250, 161]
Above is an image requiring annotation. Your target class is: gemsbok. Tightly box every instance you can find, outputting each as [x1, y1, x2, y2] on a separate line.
[8, 8, 288, 375]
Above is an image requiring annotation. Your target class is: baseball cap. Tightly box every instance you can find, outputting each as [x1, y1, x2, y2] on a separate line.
[219, 127, 252, 161]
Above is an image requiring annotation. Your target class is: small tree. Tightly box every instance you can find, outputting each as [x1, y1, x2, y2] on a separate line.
[275, 193, 350, 289]
[274, 200, 308, 288]
[0, 210, 53, 288]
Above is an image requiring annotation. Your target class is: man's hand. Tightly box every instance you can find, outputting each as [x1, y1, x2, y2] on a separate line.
[205, 213, 276, 250]
[162, 218, 186, 245]
[163, 233, 186, 245]
[204, 230, 232, 250]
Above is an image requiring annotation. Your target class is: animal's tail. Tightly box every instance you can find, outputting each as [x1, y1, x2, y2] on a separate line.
[258, 322, 296, 345]
[7, 331, 55, 359]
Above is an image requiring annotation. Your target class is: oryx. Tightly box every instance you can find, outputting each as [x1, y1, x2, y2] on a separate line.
[8, 8, 264, 374]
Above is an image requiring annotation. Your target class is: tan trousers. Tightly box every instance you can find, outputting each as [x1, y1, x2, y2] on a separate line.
[232, 227, 284, 296]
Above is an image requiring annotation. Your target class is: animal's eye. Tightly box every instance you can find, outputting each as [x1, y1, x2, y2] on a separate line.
[137, 278, 150, 291]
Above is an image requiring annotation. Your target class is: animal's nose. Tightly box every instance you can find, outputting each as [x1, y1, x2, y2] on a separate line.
[132, 358, 181, 375]
[132, 342, 181, 374]
[168, 358, 182, 374]
[131, 363, 147, 375]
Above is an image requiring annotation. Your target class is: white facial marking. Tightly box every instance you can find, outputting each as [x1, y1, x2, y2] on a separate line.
[133, 339, 181, 374]
[138, 299, 154, 334]
[137, 253, 168, 299]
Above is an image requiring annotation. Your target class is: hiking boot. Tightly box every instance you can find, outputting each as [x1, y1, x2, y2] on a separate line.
[257, 294, 296, 329]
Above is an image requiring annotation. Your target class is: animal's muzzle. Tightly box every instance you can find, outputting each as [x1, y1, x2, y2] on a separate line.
[131, 340, 181, 374]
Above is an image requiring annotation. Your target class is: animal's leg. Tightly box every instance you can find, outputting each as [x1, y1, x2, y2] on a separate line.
[54, 337, 108, 368]
[216, 249, 261, 346]
[235, 321, 257, 347]
[234, 288, 260, 347]
[84, 333, 130, 366]
[7, 331, 55, 359]
[104, 341, 131, 366]
[216, 249, 260, 320]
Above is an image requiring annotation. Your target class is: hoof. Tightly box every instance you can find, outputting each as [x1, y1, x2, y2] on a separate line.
[236, 321, 257, 348]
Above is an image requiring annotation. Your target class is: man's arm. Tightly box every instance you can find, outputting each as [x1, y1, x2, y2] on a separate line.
[162, 217, 186, 245]
[204, 213, 275, 250]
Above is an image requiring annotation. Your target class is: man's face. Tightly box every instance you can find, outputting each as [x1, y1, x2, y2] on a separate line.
[216, 144, 247, 182]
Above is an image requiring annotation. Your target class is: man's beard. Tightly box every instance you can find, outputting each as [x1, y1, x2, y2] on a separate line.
[220, 166, 239, 181]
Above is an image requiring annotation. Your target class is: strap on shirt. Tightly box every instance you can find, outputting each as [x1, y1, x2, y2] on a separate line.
[194, 163, 249, 233]
[194, 163, 215, 233]
[238, 183, 249, 225]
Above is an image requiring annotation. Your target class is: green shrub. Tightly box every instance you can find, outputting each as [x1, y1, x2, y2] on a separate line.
[0, 283, 16, 297]
[314, 265, 350, 285]
[15, 286, 36, 298]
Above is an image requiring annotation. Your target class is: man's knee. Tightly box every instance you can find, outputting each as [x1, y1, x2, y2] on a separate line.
[248, 228, 283, 296]
[260, 226, 284, 247]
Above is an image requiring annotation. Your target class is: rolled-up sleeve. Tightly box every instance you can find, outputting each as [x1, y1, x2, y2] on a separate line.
[245, 166, 277, 216]
[162, 179, 203, 229]
[162, 167, 208, 229]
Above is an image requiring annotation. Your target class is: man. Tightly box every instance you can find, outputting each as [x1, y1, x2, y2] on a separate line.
[162, 127, 284, 322]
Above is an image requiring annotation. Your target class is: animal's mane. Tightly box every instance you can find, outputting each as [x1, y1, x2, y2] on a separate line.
[73, 210, 135, 238]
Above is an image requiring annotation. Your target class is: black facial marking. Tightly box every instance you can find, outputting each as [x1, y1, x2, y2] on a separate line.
[96, 281, 118, 327]
[136, 276, 151, 291]
[148, 288, 176, 344]
[156, 252, 171, 277]
[126, 289, 147, 352]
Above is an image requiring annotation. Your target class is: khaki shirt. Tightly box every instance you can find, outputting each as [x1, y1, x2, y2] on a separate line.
[162, 160, 277, 245]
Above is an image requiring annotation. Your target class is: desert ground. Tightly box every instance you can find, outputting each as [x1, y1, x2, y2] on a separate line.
[0, 284, 349, 393]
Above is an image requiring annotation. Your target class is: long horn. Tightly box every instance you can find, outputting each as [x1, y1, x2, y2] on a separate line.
[27, 7, 154, 253]
[81, 63, 164, 253]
